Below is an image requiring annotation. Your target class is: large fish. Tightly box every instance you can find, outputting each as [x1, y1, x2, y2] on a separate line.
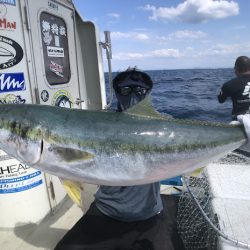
[0, 100, 246, 186]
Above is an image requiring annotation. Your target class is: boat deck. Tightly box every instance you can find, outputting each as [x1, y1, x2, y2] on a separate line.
[0, 184, 183, 250]
[0, 183, 98, 250]
[0, 198, 82, 250]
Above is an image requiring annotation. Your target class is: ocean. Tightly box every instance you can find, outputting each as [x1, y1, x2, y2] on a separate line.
[106, 68, 235, 123]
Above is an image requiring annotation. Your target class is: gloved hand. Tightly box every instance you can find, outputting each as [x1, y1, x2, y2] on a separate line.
[237, 114, 250, 139]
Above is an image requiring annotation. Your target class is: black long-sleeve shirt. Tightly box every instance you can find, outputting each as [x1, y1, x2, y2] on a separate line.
[218, 75, 250, 118]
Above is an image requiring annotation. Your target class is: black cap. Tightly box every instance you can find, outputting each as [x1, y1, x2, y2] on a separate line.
[113, 67, 153, 90]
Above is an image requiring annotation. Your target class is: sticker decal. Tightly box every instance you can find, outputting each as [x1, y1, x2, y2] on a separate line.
[47, 46, 64, 57]
[41, 90, 49, 102]
[43, 31, 52, 46]
[0, 35, 23, 69]
[0, 149, 43, 194]
[49, 60, 63, 77]
[48, 1, 58, 11]
[0, 0, 16, 6]
[0, 18, 16, 31]
[40, 12, 70, 85]
[0, 46, 13, 56]
[42, 20, 52, 45]
[0, 4, 7, 18]
[0, 94, 26, 104]
[51, 23, 59, 35]
[0, 72, 26, 93]
[52, 89, 73, 108]
[0, 170, 42, 193]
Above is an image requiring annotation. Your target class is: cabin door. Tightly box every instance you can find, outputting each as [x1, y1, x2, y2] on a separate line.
[26, 0, 81, 108]
[25, 0, 82, 205]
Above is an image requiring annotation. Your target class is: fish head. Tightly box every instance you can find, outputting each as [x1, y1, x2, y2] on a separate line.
[0, 120, 43, 166]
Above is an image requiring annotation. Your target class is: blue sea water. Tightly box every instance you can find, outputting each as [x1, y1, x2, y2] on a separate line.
[106, 68, 235, 123]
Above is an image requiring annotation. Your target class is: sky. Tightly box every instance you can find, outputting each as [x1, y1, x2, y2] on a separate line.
[73, 0, 250, 71]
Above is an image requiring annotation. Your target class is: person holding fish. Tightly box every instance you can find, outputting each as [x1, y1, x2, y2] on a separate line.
[55, 68, 177, 250]
[218, 56, 250, 120]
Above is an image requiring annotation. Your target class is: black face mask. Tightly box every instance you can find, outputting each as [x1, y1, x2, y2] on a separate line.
[114, 76, 152, 111]
[116, 92, 145, 111]
[115, 85, 151, 111]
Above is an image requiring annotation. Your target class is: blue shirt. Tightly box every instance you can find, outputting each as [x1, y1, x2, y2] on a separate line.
[94, 183, 163, 222]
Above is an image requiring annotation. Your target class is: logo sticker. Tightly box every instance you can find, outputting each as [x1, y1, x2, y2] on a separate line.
[0, 0, 16, 6]
[0, 35, 23, 69]
[52, 89, 73, 108]
[0, 170, 42, 193]
[0, 152, 42, 194]
[0, 72, 26, 93]
[0, 18, 16, 31]
[49, 60, 63, 77]
[42, 31, 52, 45]
[0, 94, 26, 104]
[0, 4, 7, 18]
[41, 90, 49, 102]
[47, 46, 64, 57]
[48, 1, 58, 11]
[242, 82, 250, 98]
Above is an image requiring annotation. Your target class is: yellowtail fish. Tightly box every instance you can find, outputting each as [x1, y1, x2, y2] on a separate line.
[0, 99, 246, 186]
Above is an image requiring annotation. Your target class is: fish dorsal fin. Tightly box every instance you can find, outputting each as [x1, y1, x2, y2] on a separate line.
[126, 96, 172, 120]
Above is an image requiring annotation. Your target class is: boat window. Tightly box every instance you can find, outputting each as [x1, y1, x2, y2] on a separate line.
[40, 12, 71, 85]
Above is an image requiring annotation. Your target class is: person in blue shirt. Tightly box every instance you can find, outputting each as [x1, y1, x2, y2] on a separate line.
[55, 68, 176, 250]
[95, 68, 163, 223]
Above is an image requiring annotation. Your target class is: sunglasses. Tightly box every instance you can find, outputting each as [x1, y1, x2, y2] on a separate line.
[116, 86, 149, 96]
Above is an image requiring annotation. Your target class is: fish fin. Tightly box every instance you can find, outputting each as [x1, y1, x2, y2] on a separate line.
[126, 95, 172, 120]
[61, 178, 83, 207]
[190, 167, 204, 177]
[52, 147, 94, 162]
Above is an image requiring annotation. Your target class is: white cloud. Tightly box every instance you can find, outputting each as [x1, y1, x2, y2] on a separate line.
[111, 32, 130, 39]
[169, 30, 207, 39]
[155, 30, 206, 45]
[113, 42, 250, 63]
[112, 31, 149, 41]
[232, 25, 247, 30]
[143, 0, 239, 23]
[156, 35, 169, 42]
[113, 48, 181, 60]
[136, 33, 149, 40]
[107, 13, 120, 19]
[113, 52, 145, 60]
[200, 43, 250, 56]
[149, 49, 181, 57]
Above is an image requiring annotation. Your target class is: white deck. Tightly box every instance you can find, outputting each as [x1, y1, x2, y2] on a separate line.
[206, 154, 250, 249]
[0, 198, 82, 250]
[0, 184, 97, 250]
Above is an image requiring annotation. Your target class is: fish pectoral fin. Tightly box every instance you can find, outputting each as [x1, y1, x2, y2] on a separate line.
[52, 146, 94, 162]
